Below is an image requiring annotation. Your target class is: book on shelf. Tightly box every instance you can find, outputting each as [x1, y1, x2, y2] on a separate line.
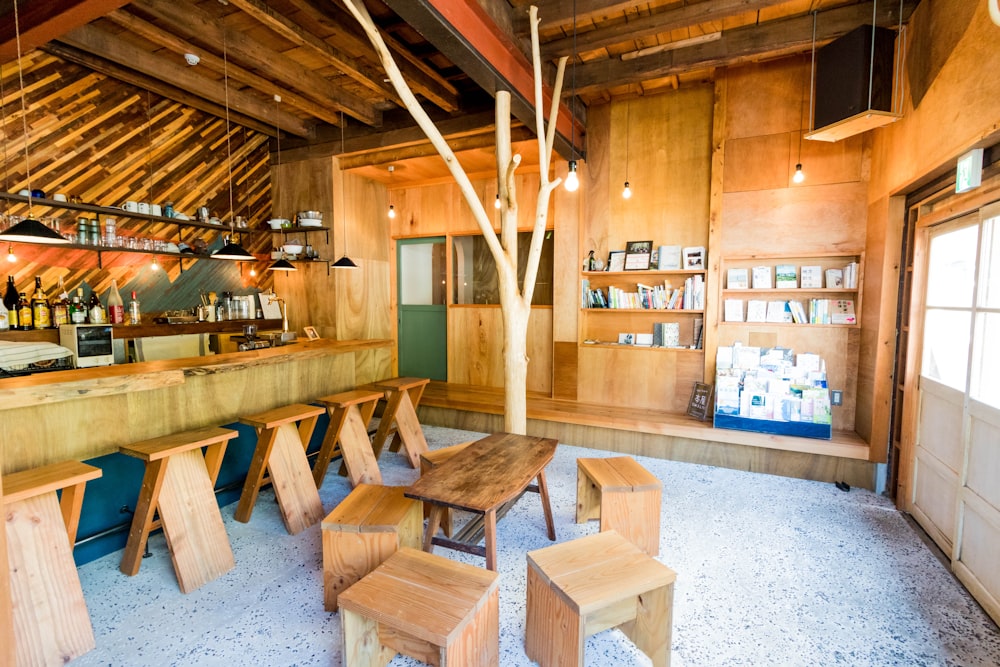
[808, 298, 829, 324]
[775, 264, 798, 288]
[653, 322, 680, 347]
[788, 300, 807, 324]
[657, 245, 682, 270]
[800, 266, 823, 289]
[766, 300, 790, 323]
[825, 268, 844, 288]
[727, 268, 749, 289]
[683, 274, 705, 309]
[746, 299, 767, 322]
[752, 266, 773, 289]
[724, 298, 744, 322]
[693, 317, 704, 349]
[830, 299, 856, 324]
[843, 262, 859, 288]
[581, 278, 590, 309]
[635, 333, 654, 347]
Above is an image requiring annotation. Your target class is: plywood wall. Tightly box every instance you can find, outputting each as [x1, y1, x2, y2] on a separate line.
[0, 468, 12, 667]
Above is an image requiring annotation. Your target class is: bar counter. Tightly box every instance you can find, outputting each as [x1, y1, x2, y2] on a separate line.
[0, 338, 392, 473]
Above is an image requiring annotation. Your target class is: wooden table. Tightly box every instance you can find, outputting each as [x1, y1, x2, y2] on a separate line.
[405, 432, 558, 571]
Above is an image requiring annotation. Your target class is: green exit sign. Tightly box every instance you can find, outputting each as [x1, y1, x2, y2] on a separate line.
[956, 148, 984, 193]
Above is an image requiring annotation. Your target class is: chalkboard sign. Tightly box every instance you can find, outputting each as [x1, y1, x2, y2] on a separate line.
[686, 382, 714, 421]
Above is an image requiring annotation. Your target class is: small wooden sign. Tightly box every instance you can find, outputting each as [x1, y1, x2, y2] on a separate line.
[687, 382, 714, 421]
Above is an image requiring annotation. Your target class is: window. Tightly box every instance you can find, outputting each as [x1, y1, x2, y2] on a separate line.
[452, 231, 554, 305]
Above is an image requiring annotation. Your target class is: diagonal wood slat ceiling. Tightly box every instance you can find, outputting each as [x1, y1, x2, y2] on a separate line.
[1, 0, 917, 182]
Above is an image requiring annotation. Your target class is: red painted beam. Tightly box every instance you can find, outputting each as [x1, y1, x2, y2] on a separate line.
[0, 0, 133, 63]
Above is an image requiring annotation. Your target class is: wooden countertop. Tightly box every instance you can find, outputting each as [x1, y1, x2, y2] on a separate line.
[0, 338, 392, 411]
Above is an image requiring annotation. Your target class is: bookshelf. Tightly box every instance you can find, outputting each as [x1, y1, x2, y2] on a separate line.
[580, 269, 706, 350]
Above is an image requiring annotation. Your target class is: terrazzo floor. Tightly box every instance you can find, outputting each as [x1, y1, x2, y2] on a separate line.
[73, 424, 1000, 666]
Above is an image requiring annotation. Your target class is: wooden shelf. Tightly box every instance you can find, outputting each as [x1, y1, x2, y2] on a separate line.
[721, 288, 858, 296]
[583, 269, 705, 277]
[581, 308, 703, 314]
[718, 321, 859, 329]
[580, 342, 703, 352]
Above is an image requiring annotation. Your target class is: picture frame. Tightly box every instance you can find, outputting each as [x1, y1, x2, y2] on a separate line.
[617, 333, 635, 345]
[682, 246, 706, 269]
[624, 240, 653, 270]
[303, 326, 320, 340]
[607, 250, 626, 272]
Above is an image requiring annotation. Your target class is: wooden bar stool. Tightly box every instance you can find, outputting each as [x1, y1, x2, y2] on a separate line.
[314, 389, 383, 488]
[370, 377, 430, 468]
[576, 456, 663, 556]
[526, 530, 677, 667]
[236, 403, 326, 535]
[3, 460, 102, 665]
[119, 426, 239, 593]
[321, 484, 421, 611]
[340, 547, 500, 666]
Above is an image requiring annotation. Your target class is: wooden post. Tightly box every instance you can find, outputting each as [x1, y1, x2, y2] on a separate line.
[0, 469, 14, 666]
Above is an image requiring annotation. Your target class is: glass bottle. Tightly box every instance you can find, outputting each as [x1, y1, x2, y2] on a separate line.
[4, 276, 19, 329]
[107, 279, 125, 325]
[0, 296, 8, 331]
[31, 276, 52, 329]
[70, 288, 87, 324]
[128, 290, 141, 326]
[51, 277, 70, 327]
[17, 291, 32, 329]
[88, 289, 106, 324]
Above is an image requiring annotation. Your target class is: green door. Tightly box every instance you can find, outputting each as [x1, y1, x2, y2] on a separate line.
[397, 237, 447, 380]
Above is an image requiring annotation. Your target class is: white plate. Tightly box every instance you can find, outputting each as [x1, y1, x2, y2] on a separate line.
[299, 218, 322, 227]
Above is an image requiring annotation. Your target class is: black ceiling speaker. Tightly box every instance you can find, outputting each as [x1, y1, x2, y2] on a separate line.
[813, 24, 896, 130]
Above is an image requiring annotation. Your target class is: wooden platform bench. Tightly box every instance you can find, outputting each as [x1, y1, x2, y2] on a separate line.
[315, 389, 383, 489]
[370, 376, 430, 468]
[339, 547, 500, 666]
[119, 426, 239, 593]
[3, 460, 102, 665]
[526, 530, 677, 667]
[576, 456, 663, 556]
[321, 483, 421, 611]
[236, 403, 326, 534]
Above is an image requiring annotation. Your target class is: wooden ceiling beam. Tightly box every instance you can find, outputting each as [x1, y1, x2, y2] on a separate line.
[42, 41, 281, 137]
[573, 0, 917, 96]
[0, 0, 131, 61]
[338, 126, 536, 170]
[55, 24, 314, 137]
[133, 0, 378, 127]
[543, 0, 789, 59]
[104, 9, 344, 128]
[281, 0, 460, 113]
[380, 0, 585, 161]
[508, 0, 637, 31]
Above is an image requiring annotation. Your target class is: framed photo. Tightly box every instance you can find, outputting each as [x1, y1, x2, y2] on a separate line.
[607, 250, 626, 272]
[617, 333, 635, 345]
[303, 326, 320, 340]
[682, 246, 706, 269]
[624, 240, 653, 270]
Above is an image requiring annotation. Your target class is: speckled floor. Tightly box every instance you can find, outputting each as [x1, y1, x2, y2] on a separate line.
[73, 425, 1000, 666]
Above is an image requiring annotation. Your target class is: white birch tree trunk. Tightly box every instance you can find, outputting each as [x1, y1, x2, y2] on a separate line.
[342, 2, 566, 435]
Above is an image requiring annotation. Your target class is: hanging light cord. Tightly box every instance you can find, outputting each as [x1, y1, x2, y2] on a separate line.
[570, 0, 577, 162]
[1, 53, 10, 213]
[274, 95, 281, 219]
[13, 0, 34, 217]
[146, 90, 155, 208]
[809, 11, 817, 133]
[340, 110, 348, 256]
[624, 101, 630, 183]
[223, 29, 235, 235]
[797, 55, 806, 162]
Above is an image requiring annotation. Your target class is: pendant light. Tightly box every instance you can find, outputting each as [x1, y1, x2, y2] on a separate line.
[387, 165, 396, 219]
[794, 16, 816, 186]
[212, 28, 253, 261]
[622, 100, 632, 199]
[0, 1, 68, 245]
[494, 193, 501, 209]
[333, 110, 357, 270]
[266, 95, 296, 271]
[564, 0, 580, 192]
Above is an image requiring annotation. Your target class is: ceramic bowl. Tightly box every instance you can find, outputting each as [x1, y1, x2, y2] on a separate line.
[297, 210, 322, 219]
[282, 243, 304, 255]
[268, 218, 290, 229]
[298, 217, 322, 227]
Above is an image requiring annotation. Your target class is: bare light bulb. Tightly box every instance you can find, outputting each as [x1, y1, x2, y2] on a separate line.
[564, 161, 580, 192]
[622, 181, 632, 199]
[793, 163, 805, 184]
[388, 204, 396, 219]
[249, 267, 257, 277]
[494, 194, 501, 209]
[150, 258, 160, 272]
[6, 244, 15, 262]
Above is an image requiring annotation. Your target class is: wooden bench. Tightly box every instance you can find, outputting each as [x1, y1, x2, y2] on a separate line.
[418, 441, 473, 537]
[3, 460, 102, 665]
[370, 377, 430, 468]
[236, 403, 326, 535]
[525, 530, 677, 667]
[339, 547, 500, 666]
[321, 484, 422, 611]
[119, 426, 239, 593]
[576, 456, 663, 556]
[315, 390, 383, 488]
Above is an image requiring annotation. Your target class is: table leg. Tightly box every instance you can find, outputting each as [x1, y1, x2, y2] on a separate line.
[234, 427, 278, 523]
[423, 505, 444, 553]
[484, 509, 498, 571]
[315, 407, 349, 487]
[537, 470, 556, 541]
[58, 482, 87, 547]
[120, 458, 168, 576]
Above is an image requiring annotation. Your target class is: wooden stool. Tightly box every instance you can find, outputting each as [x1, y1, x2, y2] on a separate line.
[370, 377, 430, 468]
[236, 403, 326, 535]
[418, 441, 473, 537]
[315, 390, 383, 488]
[119, 426, 239, 593]
[526, 530, 676, 667]
[339, 547, 499, 666]
[321, 484, 422, 611]
[576, 456, 663, 556]
[3, 460, 102, 665]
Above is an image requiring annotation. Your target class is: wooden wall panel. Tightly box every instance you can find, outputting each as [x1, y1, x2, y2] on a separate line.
[0, 469, 12, 667]
[577, 347, 703, 413]
[552, 160, 581, 342]
[723, 134, 791, 192]
[725, 57, 805, 141]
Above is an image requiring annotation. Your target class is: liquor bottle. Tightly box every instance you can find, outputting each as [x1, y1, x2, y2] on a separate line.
[4, 276, 19, 329]
[70, 288, 87, 324]
[128, 290, 141, 326]
[107, 279, 125, 325]
[88, 289, 106, 324]
[51, 277, 70, 327]
[0, 296, 8, 331]
[17, 292, 32, 329]
[31, 276, 52, 329]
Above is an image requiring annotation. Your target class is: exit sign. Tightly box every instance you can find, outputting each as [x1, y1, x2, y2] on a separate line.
[956, 148, 984, 193]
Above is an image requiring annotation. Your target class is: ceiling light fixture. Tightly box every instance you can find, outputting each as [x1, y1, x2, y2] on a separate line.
[212, 28, 253, 261]
[387, 165, 396, 219]
[494, 193, 501, 209]
[333, 110, 357, 270]
[6, 244, 15, 263]
[622, 100, 632, 200]
[0, 1, 68, 245]
[267, 257, 297, 271]
[564, 0, 580, 193]
[794, 17, 815, 186]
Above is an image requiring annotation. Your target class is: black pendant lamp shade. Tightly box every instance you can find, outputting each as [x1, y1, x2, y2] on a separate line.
[332, 255, 358, 269]
[0, 217, 69, 244]
[267, 257, 297, 271]
[212, 236, 255, 260]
